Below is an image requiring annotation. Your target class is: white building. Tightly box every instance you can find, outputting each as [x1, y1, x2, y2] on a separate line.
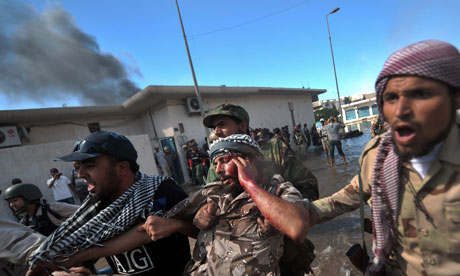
[0, 85, 324, 216]
[341, 93, 378, 132]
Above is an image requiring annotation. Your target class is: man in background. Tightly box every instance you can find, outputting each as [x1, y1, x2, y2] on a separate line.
[47, 168, 77, 204]
[325, 117, 348, 166]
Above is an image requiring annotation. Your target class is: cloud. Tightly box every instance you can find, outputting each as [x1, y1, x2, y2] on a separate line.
[0, 1, 140, 106]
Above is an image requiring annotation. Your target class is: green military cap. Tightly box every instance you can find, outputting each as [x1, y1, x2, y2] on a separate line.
[203, 104, 250, 128]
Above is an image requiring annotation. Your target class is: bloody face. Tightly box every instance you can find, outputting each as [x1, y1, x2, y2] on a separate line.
[214, 154, 240, 190]
[74, 155, 123, 202]
[382, 76, 456, 159]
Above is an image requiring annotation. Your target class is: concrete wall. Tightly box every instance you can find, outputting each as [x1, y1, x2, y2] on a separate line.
[205, 94, 316, 133]
[22, 116, 146, 146]
[0, 134, 157, 219]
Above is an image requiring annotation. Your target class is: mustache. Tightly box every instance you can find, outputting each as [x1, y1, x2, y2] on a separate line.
[390, 119, 422, 131]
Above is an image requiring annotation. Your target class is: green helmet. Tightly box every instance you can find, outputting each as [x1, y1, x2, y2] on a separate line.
[203, 104, 250, 128]
[3, 183, 43, 202]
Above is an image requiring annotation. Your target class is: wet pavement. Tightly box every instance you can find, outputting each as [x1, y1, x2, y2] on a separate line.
[305, 132, 373, 276]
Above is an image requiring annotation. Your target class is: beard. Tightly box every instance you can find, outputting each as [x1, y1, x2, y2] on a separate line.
[392, 106, 456, 160]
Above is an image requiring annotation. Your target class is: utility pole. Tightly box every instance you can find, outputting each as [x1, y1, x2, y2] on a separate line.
[174, 0, 209, 135]
[326, 7, 343, 121]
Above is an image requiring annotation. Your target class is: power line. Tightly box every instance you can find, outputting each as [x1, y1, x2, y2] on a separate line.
[189, 0, 311, 39]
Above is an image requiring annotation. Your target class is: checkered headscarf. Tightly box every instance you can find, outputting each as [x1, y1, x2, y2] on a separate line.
[375, 40, 460, 120]
[369, 40, 460, 275]
[208, 134, 262, 163]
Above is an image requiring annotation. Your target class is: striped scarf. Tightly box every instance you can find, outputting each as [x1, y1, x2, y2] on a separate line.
[367, 132, 401, 274]
[29, 173, 167, 268]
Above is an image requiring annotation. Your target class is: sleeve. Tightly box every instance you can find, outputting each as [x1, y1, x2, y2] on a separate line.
[274, 180, 311, 213]
[46, 178, 52, 185]
[48, 203, 80, 225]
[163, 189, 209, 221]
[0, 219, 45, 265]
[310, 141, 377, 224]
[276, 181, 304, 203]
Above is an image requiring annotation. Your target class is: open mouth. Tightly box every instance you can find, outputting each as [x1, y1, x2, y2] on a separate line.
[394, 125, 417, 145]
[220, 176, 234, 185]
[87, 183, 95, 193]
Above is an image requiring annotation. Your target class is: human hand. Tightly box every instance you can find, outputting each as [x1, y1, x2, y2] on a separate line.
[26, 260, 63, 276]
[231, 156, 258, 189]
[193, 201, 217, 230]
[138, 216, 177, 241]
[257, 217, 277, 236]
[51, 266, 93, 276]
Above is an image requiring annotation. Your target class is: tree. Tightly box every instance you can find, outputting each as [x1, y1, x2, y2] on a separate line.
[314, 108, 339, 122]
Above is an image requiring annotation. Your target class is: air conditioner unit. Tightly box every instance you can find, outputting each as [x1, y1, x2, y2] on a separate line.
[0, 126, 22, 148]
[185, 97, 209, 114]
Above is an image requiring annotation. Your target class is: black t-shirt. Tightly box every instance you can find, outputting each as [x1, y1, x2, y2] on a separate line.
[105, 179, 191, 276]
[187, 150, 207, 167]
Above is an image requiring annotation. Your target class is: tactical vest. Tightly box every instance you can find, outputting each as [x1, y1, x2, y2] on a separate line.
[23, 203, 61, 236]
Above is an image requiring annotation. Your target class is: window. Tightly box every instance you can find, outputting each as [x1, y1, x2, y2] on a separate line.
[345, 109, 356, 120]
[358, 106, 370, 118]
[371, 104, 379, 115]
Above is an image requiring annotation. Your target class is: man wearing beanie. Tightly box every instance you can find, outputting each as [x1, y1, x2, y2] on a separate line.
[307, 40, 460, 275]
[163, 134, 310, 275]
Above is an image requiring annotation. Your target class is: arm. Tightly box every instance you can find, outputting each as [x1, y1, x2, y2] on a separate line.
[233, 157, 309, 243]
[47, 178, 56, 188]
[310, 144, 375, 225]
[61, 224, 151, 268]
[139, 215, 199, 239]
[193, 201, 217, 230]
[64, 217, 197, 268]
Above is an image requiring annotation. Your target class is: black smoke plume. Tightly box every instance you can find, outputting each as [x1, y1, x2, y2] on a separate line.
[0, 1, 140, 106]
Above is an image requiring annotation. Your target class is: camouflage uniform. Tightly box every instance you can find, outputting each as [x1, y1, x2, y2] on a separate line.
[311, 118, 460, 275]
[166, 175, 306, 276]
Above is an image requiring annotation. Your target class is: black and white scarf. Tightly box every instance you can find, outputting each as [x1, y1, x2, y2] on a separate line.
[29, 173, 167, 268]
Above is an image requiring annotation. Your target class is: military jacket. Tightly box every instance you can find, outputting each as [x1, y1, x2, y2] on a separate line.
[312, 117, 460, 276]
[166, 176, 305, 276]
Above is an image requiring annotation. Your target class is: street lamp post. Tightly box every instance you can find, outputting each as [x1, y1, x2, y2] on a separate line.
[326, 7, 343, 121]
[174, 0, 209, 135]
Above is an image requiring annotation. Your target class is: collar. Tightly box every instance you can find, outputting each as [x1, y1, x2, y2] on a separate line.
[437, 111, 460, 166]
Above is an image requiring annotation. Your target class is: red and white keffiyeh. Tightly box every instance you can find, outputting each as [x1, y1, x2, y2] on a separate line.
[368, 40, 460, 275]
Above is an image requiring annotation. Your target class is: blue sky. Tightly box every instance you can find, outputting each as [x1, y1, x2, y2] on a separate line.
[1, 0, 459, 110]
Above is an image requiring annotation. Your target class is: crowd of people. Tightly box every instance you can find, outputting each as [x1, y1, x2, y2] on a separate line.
[1, 39, 460, 276]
